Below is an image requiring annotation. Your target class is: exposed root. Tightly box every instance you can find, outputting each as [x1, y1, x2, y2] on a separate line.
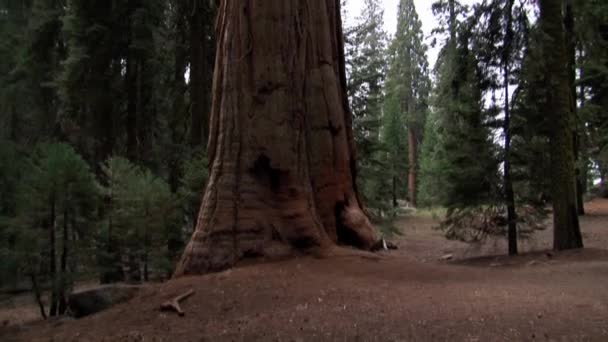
[340, 202, 378, 249]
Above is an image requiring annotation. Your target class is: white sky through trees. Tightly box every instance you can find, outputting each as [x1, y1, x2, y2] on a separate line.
[343, 0, 479, 69]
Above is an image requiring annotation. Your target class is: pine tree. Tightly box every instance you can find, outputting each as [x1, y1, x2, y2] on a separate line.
[387, 0, 430, 208]
[344, 0, 392, 218]
[511, 23, 552, 206]
[99, 157, 176, 282]
[421, 0, 498, 212]
[470, 0, 532, 253]
[17, 143, 97, 316]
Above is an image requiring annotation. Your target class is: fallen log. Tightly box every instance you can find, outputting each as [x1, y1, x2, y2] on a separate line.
[160, 289, 195, 317]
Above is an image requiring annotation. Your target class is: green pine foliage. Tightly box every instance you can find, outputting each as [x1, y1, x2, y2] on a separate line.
[385, 0, 431, 207]
[345, 0, 393, 220]
[577, 0, 608, 187]
[99, 157, 178, 282]
[510, 26, 553, 205]
[418, 110, 448, 206]
[14, 142, 98, 315]
[381, 81, 408, 207]
[420, 2, 499, 212]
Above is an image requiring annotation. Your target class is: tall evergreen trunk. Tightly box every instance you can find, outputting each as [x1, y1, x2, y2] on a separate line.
[407, 79, 417, 207]
[448, 0, 456, 44]
[58, 206, 68, 315]
[392, 176, 398, 208]
[9, 102, 19, 142]
[29, 273, 47, 320]
[578, 57, 589, 198]
[504, 68, 517, 255]
[48, 193, 58, 317]
[503, 0, 517, 256]
[168, 3, 189, 261]
[143, 222, 149, 282]
[189, 0, 210, 148]
[101, 199, 124, 284]
[135, 61, 147, 160]
[126, 57, 138, 160]
[175, 0, 377, 275]
[97, 83, 115, 162]
[540, 0, 583, 250]
[407, 128, 417, 207]
[564, 1, 585, 215]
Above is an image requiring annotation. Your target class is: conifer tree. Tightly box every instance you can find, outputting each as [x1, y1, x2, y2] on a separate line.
[17, 143, 97, 316]
[345, 0, 392, 217]
[421, 0, 498, 212]
[386, 0, 430, 208]
[471, 0, 531, 254]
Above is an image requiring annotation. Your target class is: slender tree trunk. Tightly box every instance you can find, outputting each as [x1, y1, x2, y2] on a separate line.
[406, 42, 417, 208]
[168, 4, 189, 262]
[9, 101, 19, 142]
[448, 0, 456, 44]
[189, 0, 208, 148]
[127, 251, 141, 283]
[126, 56, 138, 160]
[392, 175, 398, 208]
[136, 61, 147, 160]
[30, 273, 47, 320]
[175, 0, 378, 275]
[578, 60, 590, 198]
[504, 68, 517, 256]
[540, 0, 583, 250]
[49, 193, 58, 317]
[564, 1, 585, 216]
[58, 206, 69, 315]
[143, 236, 149, 282]
[503, 0, 517, 256]
[407, 128, 417, 207]
[101, 199, 124, 284]
[70, 214, 78, 275]
[143, 209, 150, 282]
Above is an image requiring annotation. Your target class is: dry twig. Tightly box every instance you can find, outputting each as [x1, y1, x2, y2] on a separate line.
[160, 289, 195, 317]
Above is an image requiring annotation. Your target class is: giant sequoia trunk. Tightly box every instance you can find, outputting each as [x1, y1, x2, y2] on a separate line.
[175, 0, 378, 275]
[540, 0, 583, 250]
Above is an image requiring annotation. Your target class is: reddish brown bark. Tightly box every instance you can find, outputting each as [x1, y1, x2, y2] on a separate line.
[175, 0, 378, 275]
[540, 0, 583, 250]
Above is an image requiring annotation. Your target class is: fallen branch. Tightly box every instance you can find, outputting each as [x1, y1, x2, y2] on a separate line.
[160, 289, 195, 317]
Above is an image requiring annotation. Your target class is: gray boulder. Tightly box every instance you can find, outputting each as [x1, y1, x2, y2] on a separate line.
[68, 284, 140, 318]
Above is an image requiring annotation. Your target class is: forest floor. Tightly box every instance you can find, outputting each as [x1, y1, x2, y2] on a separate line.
[3, 199, 608, 341]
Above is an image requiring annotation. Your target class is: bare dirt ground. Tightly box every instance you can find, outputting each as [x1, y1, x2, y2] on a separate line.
[3, 199, 608, 341]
